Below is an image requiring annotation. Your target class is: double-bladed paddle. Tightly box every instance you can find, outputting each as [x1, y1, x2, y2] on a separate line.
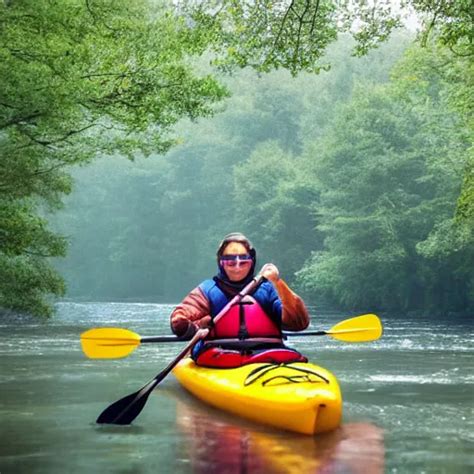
[93, 272, 265, 425]
[81, 314, 383, 360]
[95, 327, 209, 425]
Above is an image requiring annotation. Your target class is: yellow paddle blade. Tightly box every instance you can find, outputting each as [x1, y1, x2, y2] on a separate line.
[80, 328, 141, 359]
[327, 314, 383, 342]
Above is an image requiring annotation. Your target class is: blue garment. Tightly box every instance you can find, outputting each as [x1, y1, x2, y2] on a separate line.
[191, 279, 283, 359]
[199, 278, 282, 324]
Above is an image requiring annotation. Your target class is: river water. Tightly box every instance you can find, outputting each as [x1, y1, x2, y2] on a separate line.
[0, 303, 472, 473]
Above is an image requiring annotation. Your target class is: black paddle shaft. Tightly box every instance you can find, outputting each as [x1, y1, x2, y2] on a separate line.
[140, 330, 327, 343]
[96, 329, 205, 424]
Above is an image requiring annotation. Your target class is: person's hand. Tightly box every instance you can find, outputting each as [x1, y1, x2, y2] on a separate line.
[197, 315, 212, 329]
[181, 315, 212, 339]
[261, 263, 280, 283]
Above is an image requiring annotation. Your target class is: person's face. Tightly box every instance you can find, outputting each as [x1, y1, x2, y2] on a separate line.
[221, 242, 253, 282]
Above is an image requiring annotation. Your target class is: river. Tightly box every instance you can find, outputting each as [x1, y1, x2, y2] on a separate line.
[0, 303, 472, 473]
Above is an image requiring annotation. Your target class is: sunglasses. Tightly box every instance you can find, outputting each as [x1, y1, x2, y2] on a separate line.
[220, 254, 253, 267]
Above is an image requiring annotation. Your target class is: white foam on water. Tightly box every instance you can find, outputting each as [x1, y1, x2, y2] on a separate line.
[368, 373, 474, 384]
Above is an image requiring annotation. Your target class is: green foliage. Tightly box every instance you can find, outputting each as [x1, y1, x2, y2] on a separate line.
[0, 198, 67, 316]
[186, 0, 406, 74]
[456, 159, 474, 223]
[3, 0, 472, 318]
[53, 34, 471, 315]
[391, 42, 474, 244]
[189, 0, 338, 74]
[53, 36, 414, 303]
[0, 0, 227, 316]
[233, 141, 322, 275]
[0, 253, 65, 318]
[409, 0, 474, 52]
[296, 44, 472, 312]
[186, 0, 473, 75]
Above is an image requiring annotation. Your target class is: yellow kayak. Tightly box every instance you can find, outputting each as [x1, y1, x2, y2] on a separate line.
[173, 358, 342, 435]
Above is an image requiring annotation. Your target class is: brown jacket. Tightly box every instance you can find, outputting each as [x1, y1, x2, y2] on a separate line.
[170, 279, 309, 337]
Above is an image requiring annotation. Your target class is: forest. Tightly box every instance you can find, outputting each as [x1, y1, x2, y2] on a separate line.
[1, 0, 472, 317]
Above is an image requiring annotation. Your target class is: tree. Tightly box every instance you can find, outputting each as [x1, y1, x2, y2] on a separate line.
[391, 42, 473, 247]
[185, 0, 473, 224]
[233, 141, 322, 279]
[296, 44, 472, 312]
[5, 0, 470, 317]
[0, 0, 227, 316]
[52, 35, 412, 302]
[186, 0, 473, 75]
[186, 0, 400, 74]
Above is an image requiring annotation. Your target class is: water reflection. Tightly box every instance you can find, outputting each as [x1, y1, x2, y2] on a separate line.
[174, 392, 384, 474]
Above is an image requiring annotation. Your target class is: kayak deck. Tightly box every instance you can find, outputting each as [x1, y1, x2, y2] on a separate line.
[173, 359, 342, 435]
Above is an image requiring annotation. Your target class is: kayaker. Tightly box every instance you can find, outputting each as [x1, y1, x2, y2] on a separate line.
[170, 232, 310, 367]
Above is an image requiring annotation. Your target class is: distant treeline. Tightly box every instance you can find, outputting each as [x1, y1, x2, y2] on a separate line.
[53, 36, 473, 316]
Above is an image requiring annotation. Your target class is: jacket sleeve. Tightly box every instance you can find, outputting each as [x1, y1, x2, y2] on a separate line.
[273, 279, 310, 331]
[170, 286, 211, 337]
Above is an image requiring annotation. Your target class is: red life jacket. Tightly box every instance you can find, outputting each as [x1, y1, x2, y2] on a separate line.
[208, 295, 282, 342]
[195, 295, 307, 368]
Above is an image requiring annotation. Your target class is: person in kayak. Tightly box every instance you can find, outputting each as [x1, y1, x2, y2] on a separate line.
[170, 232, 310, 368]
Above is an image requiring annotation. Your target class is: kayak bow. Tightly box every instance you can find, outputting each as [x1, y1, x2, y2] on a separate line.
[173, 359, 342, 435]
